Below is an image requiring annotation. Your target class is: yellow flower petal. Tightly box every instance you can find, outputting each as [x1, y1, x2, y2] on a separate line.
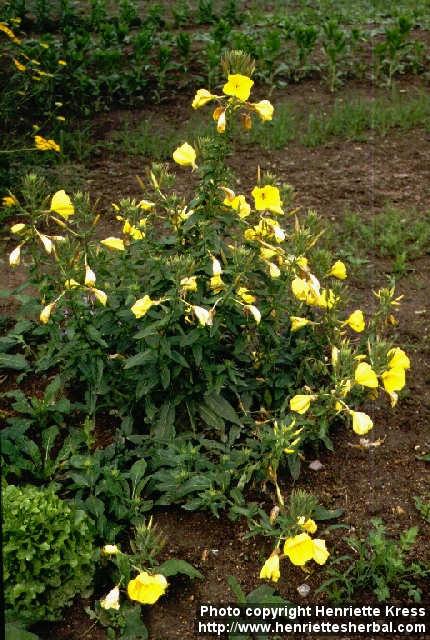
[388, 347, 410, 370]
[40, 302, 55, 324]
[173, 142, 197, 169]
[252, 185, 283, 215]
[50, 190, 74, 219]
[381, 367, 405, 393]
[290, 316, 311, 332]
[193, 305, 213, 326]
[127, 572, 167, 605]
[297, 516, 317, 534]
[101, 237, 125, 251]
[244, 304, 261, 324]
[131, 295, 156, 318]
[290, 394, 315, 414]
[85, 265, 96, 287]
[329, 260, 347, 280]
[9, 245, 21, 266]
[11, 223, 25, 233]
[100, 586, 120, 610]
[354, 362, 378, 388]
[312, 539, 329, 565]
[344, 310, 365, 332]
[350, 411, 373, 435]
[283, 533, 314, 566]
[253, 99, 274, 121]
[180, 276, 197, 292]
[192, 88, 218, 109]
[259, 553, 280, 582]
[222, 73, 254, 102]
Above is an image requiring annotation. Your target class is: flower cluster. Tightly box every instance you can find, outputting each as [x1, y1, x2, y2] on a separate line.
[259, 516, 329, 583]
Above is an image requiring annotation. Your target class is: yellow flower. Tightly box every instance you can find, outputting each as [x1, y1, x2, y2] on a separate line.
[244, 304, 261, 324]
[34, 135, 60, 152]
[102, 544, 119, 555]
[13, 58, 26, 72]
[93, 289, 107, 306]
[58, 59, 67, 66]
[11, 223, 25, 234]
[331, 346, 340, 366]
[193, 305, 213, 326]
[212, 256, 222, 275]
[329, 260, 347, 280]
[297, 516, 317, 534]
[237, 287, 256, 304]
[40, 302, 55, 324]
[316, 288, 337, 309]
[216, 109, 226, 133]
[180, 276, 197, 292]
[3, 195, 19, 207]
[259, 553, 280, 583]
[101, 237, 125, 251]
[173, 142, 197, 169]
[39, 234, 53, 254]
[252, 99, 274, 121]
[210, 273, 225, 293]
[64, 279, 80, 289]
[9, 245, 21, 267]
[312, 539, 330, 565]
[260, 247, 277, 260]
[354, 362, 378, 388]
[100, 586, 120, 610]
[290, 394, 315, 414]
[127, 572, 167, 605]
[222, 73, 254, 101]
[344, 310, 365, 332]
[290, 316, 311, 332]
[268, 262, 280, 278]
[138, 199, 155, 211]
[129, 226, 144, 240]
[0, 22, 21, 43]
[350, 411, 373, 435]
[388, 347, 410, 371]
[85, 264, 96, 287]
[252, 185, 283, 215]
[283, 533, 314, 566]
[381, 367, 405, 393]
[192, 89, 219, 109]
[50, 190, 74, 219]
[224, 194, 251, 218]
[291, 277, 309, 302]
[131, 295, 158, 319]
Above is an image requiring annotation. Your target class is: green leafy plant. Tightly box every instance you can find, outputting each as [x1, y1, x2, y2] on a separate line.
[3, 484, 95, 625]
[319, 519, 428, 603]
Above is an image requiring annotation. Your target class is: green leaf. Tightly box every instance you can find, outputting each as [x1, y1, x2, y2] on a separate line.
[287, 454, 301, 480]
[124, 350, 155, 369]
[6, 623, 40, 640]
[86, 325, 108, 347]
[246, 584, 286, 605]
[129, 459, 147, 487]
[227, 575, 246, 603]
[120, 606, 148, 640]
[313, 505, 344, 520]
[156, 559, 203, 579]
[169, 350, 190, 368]
[0, 353, 29, 371]
[199, 403, 225, 430]
[160, 365, 170, 389]
[204, 392, 243, 426]
[153, 401, 175, 439]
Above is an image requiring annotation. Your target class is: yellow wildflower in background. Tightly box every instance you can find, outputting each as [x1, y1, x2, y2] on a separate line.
[3, 195, 19, 207]
[297, 516, 317, 534]
[252, 99, 274, 121]
[192, 89, 219, 109]
[102, 544, 119, 555]
[344, 309, 365, 332]
[85, 264, 96, 287]
[93, 289, 107, 306]
[34, 135, 60, 152]
[290, 316, 312, 332]
[50, 190, 74, 219]
[350, 410, 373, 435]
[127, 572, 167, 605]
[40, 302, 55, 324]
[173, 142, 197, 169]
[259, 552, 280, 583]
[101, 237, 125, 251]
[224, 193, 251, 218]
[100, 586, 120, 610]
[0, 22, 21, 44]
[10, 223, 25, 233]
[354, 362, 378, 388]
[381, 367, 405, 393]
[180, 276, 198, 292]
[252, 185, 283, 215]
[290, 394, 316, 415]
[138, 199, 155, 211]
[388, 347, 410, 370]
[244, 304, 261, 324]
[222, 74, 254, 101]
[210, 273, 225, 293]
[9, 245, 21, 267]
[329, 260, 347, 280]
[237, 287, 256, 304]
[13, 58, 26, 72]
[291, 277, 309, 302]
[58, 59, 67, 66]
[64, 278, 79, 289]
[193, 305, 213, 326]
[131, 295, 159, 319]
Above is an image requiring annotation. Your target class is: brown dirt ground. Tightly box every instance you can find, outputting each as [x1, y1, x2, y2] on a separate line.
[4, 76, 430, 640]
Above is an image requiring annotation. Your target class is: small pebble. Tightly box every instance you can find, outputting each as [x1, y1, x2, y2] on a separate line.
[297, 584, 310, 597]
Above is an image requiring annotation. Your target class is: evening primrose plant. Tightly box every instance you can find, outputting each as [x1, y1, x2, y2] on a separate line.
[5, 52, 410, 479]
